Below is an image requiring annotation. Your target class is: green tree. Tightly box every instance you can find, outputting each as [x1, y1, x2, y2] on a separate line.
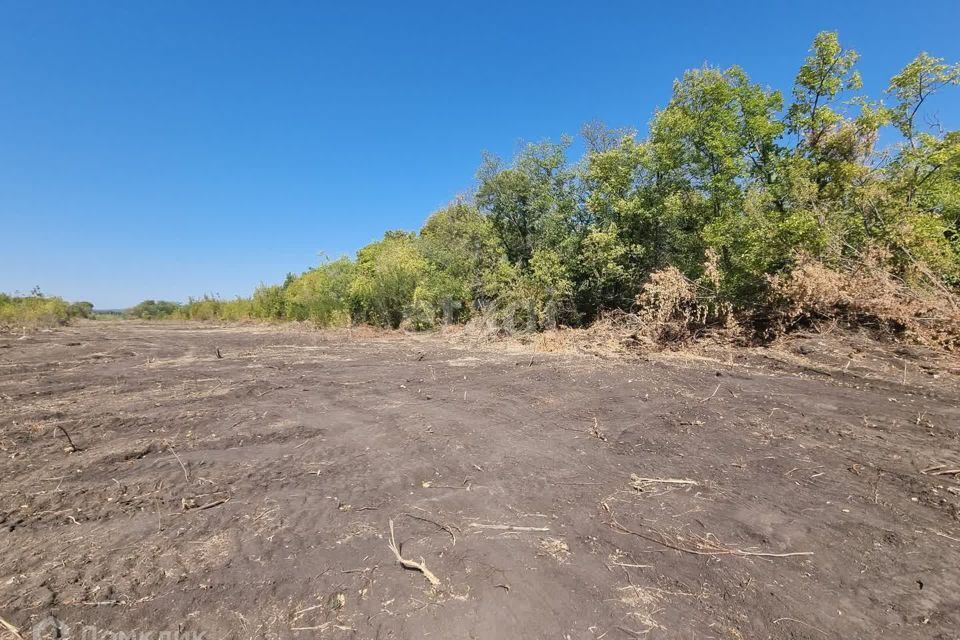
[477, 139, 579, 267]
[284, 257, 356, 326]
[350, 231, 427, 328]
[883, 53, 960, 282]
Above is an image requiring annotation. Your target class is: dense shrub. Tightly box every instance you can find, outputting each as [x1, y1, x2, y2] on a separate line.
[0, 291, 93, 329]
[126, 300, 181, 319]
[130, 33, 960, 347]
[349, 231, 427, 329]
[284, 258, 354, 326]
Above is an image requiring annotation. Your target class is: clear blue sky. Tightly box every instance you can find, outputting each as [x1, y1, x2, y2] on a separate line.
[2, 1, 959, 308]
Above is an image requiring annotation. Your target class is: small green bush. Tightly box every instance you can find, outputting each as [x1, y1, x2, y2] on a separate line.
[0, 292, 73, 329]
[126, 300, 182, 319]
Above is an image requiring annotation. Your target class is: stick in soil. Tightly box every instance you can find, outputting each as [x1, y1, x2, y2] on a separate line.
[609, 519, 812, 558]
[168, 446, 190, 481]
[55, 425, 79, 452]
[387, 519, 440, 586]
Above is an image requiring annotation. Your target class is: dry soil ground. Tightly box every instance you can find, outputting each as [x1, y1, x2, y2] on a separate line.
[1, 321, 960, 640]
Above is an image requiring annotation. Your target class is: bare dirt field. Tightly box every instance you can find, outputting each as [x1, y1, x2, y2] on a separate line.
[2, 321, 960, 640]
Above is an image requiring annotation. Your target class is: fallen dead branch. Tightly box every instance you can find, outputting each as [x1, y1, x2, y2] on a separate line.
[609, 519, 812, 559]
[195, 497, 230, 511]
[931, 529, 960, 544]
[0, 615, 24, 640]
[468, 523, 550, 532]
[932, 469, 960, 476]
[387, 519, 440, 586]
[630, 474, 699, 491]
[291, 622, 352, 633]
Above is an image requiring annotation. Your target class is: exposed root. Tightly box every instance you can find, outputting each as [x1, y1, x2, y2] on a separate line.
[387, 519, 440, 586]
[55, 424, 80, 452]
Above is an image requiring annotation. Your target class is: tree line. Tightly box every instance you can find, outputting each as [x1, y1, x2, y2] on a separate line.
[0, 289, 94, 329]
[130, 33, 960, 343]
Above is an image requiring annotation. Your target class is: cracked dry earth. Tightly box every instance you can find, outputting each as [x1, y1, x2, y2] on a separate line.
[1, 321, 959, 639]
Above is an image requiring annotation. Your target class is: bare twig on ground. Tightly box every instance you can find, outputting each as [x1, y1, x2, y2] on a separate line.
[292, 604, 324, 620]
[608, 560, 653, 569]
[402, 512, 459, 545]
[421, 479, 471, 490]
[590, 417, 608, 442]
[0, 615, 24, 640]
[921, 464, 960, 476]
[387, 519, 440, 586]
[168, 446, 189, 481]
[291, 622, 352, 633]
[759, 352, 834, 378]
[468, 523, 550, 532]
[931, 529, 960, 543]
[193, 497, 229, 511]
[773, 617, 828, 637]
[701, 383, 721, 402]
[609, 519, 812, 558]
[630, 475, 699, 490]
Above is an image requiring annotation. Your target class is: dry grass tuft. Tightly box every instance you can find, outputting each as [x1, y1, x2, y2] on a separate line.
[538, 538, 570, 563]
